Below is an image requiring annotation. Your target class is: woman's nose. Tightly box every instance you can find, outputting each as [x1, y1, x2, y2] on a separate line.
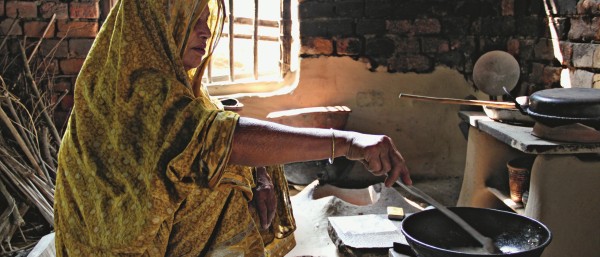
[197, 23, 211, 38]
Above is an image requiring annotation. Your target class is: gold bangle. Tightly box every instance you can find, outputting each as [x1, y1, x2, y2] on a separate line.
[329, 128, 335, 164]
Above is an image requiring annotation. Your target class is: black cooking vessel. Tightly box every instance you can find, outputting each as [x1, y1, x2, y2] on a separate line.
[512, 88, 600, 129]
[401, 207, 552, 257]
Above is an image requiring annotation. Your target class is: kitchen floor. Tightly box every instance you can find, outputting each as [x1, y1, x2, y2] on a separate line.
[284, 176, 463, 256]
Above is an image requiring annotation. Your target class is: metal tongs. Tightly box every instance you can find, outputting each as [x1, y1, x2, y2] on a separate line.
[395, 181, 500, 254]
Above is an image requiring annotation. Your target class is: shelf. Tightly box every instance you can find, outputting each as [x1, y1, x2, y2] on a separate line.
[458, 111, 600, 155]
[486, 187, 524, 215]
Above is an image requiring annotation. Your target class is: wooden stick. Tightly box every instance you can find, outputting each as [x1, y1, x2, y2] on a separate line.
[399, 93, 516, 109]
[27, 14, 57, 64]
[0, 18, 19, 51]
[18, 43, 62, 145]
[0, 108, 45, 178]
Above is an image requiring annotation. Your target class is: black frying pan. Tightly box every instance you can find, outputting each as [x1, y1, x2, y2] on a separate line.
[506, 88, 600, 129]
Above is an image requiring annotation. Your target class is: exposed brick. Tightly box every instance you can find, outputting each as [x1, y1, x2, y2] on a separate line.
[553, 0, 578, 15]
[568, 17, 598, 41]
[441, 17, 470, 36]
[507, 38, 519, 55]
[533, 39, 556, 61]
[390, 54, 432, 73]
[327, 18, 354, 36]
[577, 0, 600, 15]
[300, 37, 333, 55]
[568, 69, 594, 88]
[69, 2, 100, 19]
[40, 2, 69, 19]
[300, 20, 327, 37]
[421, 37, 449, 53]
[57, 20, 98, 38]
[365, 36, 395, 58]
[0, 18, 22, 35]
[482, 38, 511, 53]
[40, 39, 69, 58]
[356, 19, 386, 35]
[438, 51, 466, 70]
[24, 21, 55, 38]
[449, 36, 476, 53]
[391, 2, 430, 19]
[53, 110, 70, 126]
[516, 16, 543, 37]
[335, 0, 363, 18]
[394, 37, 420, 54]
[572, 43, 595, 68]
[298, 1, 334, 19]
[365, 0, 392, 18]
[529, 63, 544, 84]
[541, 66, 561, 85]
[50, 79, 72, 92]
[68, 38, 94, 58]
[60, 58, 86, 75]
[501, 0, 514, 16]
[60, 94, 74, 110]
[559, 41, 573, 66]
[593, 74, 600, 88]
[454, 2, 496, 17]
[414, 18, 441, 35]
[592, 44, 600, 69]
[5, 1, 37, 18]
[386, 20, 412, 35]
[480, 16, 515, 36]
[36, 59, 59, 75]
[518, 39, 536, 61]
[336, 37, 362, 55]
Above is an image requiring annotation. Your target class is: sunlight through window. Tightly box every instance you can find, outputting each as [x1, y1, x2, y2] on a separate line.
[206, 0, 283, 84]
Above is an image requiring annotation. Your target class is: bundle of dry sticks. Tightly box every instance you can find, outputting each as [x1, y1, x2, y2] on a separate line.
[0, 15, 64, 254]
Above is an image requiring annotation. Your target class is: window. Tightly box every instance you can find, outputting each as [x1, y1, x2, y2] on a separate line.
[207, 0, 298, 97]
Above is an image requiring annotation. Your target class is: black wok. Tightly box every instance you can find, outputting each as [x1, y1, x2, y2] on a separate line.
[401, 207, 552, 257]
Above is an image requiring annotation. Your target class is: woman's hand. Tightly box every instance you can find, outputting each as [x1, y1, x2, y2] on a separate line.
[252, 167, 277, 230]
[344, 133, 412, 187]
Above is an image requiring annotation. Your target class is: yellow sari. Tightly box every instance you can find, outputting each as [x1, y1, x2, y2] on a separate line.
[53, 0, 295, 256]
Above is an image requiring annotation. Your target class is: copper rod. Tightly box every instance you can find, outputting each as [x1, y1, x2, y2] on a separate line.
[399, 93, 516, 109]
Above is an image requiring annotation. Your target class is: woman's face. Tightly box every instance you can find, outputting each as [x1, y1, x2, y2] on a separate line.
[182, 9, 211, 71]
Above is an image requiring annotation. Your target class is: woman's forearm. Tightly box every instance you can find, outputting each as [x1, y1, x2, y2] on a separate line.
[228, 117, 350, 167]
[228, 116, 413, 187]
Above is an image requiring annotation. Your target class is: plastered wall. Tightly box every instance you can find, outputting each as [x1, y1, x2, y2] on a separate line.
[237, 57, 488, 178]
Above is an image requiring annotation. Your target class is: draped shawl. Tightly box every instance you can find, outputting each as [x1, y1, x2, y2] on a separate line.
[54, 0, 293, 255]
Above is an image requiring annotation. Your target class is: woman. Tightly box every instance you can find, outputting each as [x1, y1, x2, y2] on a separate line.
[53, 0, 412, 256]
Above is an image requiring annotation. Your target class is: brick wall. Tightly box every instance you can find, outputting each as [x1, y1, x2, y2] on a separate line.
[1, 0, 598, 126]
[0, 0, 103, 125]
[298, 0, 599, 94]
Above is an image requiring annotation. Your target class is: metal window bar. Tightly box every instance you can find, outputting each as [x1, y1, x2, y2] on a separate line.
[205, 0, 285, 84]
[228, 0, 235, 82]
[253, 0, 259, 80]
[281, 0, 291, 78]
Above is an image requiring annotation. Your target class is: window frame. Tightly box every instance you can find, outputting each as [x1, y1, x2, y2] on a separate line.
[206, 0, 298, 97]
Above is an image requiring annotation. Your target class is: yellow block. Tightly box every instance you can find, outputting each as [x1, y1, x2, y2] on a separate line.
[387, 206, 405, 221]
